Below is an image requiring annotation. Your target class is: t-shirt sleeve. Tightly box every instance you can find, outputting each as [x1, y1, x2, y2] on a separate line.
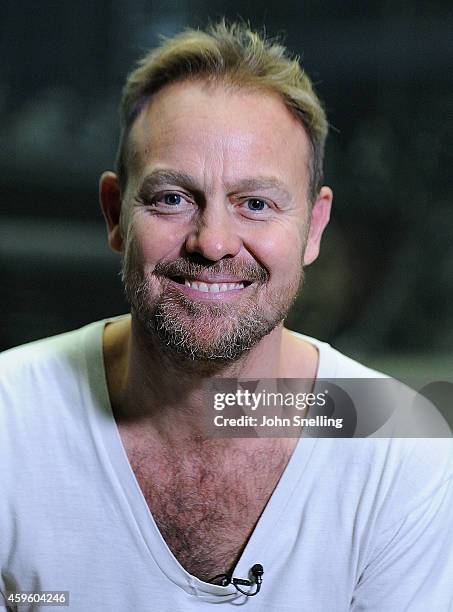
[351, 473, 453, 611]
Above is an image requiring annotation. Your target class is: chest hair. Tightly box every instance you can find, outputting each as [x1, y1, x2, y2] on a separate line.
[126, 438, 292, 582]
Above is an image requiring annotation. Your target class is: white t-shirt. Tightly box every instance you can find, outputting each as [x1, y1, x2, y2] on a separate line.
[0, 317, 452, 611]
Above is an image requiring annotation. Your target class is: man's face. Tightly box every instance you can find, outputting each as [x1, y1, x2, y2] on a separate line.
[109, 80, 331, 362]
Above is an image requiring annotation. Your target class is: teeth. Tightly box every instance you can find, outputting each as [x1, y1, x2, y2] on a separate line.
[184, 280, 245, 292]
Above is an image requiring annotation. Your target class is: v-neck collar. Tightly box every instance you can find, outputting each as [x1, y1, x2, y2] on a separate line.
[81, 317, 336, 601]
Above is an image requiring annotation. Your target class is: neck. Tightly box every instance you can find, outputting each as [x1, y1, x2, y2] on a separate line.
[104, 314, 318, 443]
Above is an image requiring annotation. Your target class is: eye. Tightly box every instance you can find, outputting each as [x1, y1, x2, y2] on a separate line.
[162, 193, 183, 205]
[244, 198, 269, 212]
[147, 191, 193, 210]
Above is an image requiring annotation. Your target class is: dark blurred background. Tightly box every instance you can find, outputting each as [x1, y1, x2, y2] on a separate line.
[1, 1, 452, 381]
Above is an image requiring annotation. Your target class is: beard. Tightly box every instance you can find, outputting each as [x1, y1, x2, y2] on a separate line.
[121, 241, 304, 363]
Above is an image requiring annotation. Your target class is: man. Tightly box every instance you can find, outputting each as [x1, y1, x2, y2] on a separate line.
[0, 21, 451, 611]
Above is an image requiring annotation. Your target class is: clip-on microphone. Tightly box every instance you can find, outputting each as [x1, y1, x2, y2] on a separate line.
[208, 564, 264, 596]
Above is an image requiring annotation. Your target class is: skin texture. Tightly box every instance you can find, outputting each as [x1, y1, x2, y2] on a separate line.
[99, 79, 332, 581]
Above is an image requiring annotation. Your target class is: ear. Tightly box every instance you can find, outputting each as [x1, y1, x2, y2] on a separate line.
[303, 186, 333, 266]
[99, 171, 124, 253]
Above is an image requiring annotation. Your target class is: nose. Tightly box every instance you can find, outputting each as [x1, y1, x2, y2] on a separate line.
[184, 201, 242, 261]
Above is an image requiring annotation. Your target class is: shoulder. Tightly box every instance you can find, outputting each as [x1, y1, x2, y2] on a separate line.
[314, 437, 452, 491]
[288, 331, 452, 490]
[288, 330, 451, 437]
[0, 316, 124, 374]
[0, 324, 90, 381]
[309, 437, 452, 541]
[0, 319, 114, 461]
[328, 348, 386, 379]
[0, 319, 109, 414]
[286, 329, 388, 378]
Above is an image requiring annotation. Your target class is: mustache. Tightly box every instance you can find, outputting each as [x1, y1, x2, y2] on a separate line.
[153, 257, 269, 283]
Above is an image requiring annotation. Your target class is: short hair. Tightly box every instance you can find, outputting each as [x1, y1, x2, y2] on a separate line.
[116, 19, 328, 203]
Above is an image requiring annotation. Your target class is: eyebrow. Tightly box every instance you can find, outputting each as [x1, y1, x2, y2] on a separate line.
[229, 177, 291, 200]
[137, 169, 291, 201]
[138, 170, 199, 197]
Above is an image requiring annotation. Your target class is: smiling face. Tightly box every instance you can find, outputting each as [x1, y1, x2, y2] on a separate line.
[101, 80, 332, 362]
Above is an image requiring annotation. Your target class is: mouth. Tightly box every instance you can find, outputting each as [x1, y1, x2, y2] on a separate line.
[166, 275, 254, 298]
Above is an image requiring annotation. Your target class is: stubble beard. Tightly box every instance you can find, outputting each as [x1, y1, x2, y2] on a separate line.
[121, 244, 304, 364]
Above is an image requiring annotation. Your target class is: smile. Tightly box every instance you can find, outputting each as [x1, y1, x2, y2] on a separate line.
[167, 276, 253, 299]
[184, 280, 245, 292]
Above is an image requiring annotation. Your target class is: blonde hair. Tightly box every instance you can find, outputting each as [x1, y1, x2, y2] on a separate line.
[117, 20, 328, 202]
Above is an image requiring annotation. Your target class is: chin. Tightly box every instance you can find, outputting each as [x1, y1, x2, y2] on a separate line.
[148, 295, 287, 362]
[124, 263, 302, 363]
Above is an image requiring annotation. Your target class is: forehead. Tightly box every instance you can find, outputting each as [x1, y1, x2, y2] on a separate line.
[127, 80, 311, 188]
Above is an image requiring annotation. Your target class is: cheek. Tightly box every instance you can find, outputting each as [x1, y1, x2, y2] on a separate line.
[249, 223, 304, 277]
[131, 217, 187, 263]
